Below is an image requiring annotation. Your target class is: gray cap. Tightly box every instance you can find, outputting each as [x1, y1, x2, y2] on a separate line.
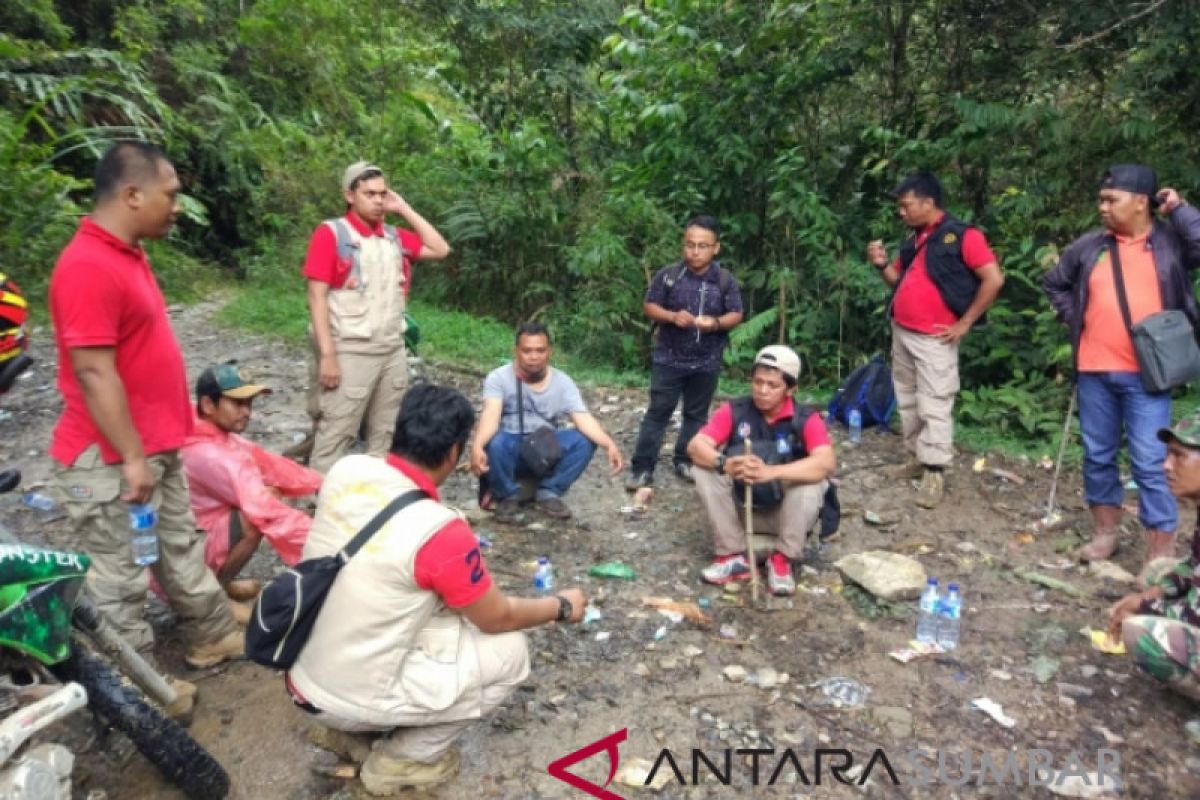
[341, 161, 383, 192]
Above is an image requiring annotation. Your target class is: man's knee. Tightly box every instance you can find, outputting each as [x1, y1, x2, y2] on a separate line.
[478, 630, 531, 690]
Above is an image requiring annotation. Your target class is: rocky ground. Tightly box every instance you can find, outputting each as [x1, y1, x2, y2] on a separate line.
[1, 299, 1199, 799]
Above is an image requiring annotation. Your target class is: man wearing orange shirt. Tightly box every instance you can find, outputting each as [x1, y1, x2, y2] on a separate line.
[867, 173, 1004, 508]
[1045, 165, 1200, 576]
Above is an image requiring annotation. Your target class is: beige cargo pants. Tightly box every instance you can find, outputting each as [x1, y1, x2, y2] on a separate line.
[308, 343, 407, 474]
[891, 322, 960, 468]
[51, 446, 238, 658]
[694, 467, 826, 559]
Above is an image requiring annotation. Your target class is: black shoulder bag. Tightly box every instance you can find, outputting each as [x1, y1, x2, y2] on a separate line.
[247, 489, 427, 670]
[1108, 240, 1200, 393]
[517, 376, 562, 477]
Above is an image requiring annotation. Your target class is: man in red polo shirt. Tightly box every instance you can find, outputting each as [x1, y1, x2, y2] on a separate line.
[300, 161, 450, 473]
[866, 172, 1004, 508]
[49, 142, 243, 715]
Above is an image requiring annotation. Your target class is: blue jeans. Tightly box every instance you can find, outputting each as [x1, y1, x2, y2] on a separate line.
[485, 429, 597, 501]
[1077, 371, 1176, 533]
[631, 363, 721, 474]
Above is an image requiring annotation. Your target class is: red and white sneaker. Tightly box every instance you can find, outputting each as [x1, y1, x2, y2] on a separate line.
[767, 551, 796, 596]
[701, 553, 751, 585]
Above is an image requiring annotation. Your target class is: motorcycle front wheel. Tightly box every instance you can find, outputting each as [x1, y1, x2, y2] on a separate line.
[50, 637, 230, 800]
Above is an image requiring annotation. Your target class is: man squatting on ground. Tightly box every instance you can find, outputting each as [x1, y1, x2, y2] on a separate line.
[48, 141, 242, 720]
[471, 322, 624, 522]
[181, 360, 322, 623]
[1109, 410, 1200, 705]
[1044, 165, 1200, 578]
[286, 384, 589, 795]
[627, 215, 743, 490]
[688, 346, 836, 596]
[302, 161, 450, 473]
[866, 172, 1004, 509]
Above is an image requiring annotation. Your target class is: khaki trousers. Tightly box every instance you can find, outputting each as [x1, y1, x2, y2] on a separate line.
[309, 344, 407, 474]
[890, 322, 959, 468]
[694, 467, 826, 559]
[314, 627, 529, 762]
[51, 446, 238, 658]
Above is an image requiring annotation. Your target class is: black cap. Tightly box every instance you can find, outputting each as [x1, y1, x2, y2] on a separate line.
[1101, 164, 1160, 209]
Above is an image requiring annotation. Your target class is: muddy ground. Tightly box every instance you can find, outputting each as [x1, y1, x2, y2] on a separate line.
[2, 299, 1199, 800]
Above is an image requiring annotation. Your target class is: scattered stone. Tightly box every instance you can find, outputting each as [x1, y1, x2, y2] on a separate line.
[1042, 770, 1122, 797]
[615, 758, 672, 791]
[634, 662, 651, 678]
[1093, 725, 1125, 745]
[990, 669, 1013, 681]
[1088, 560, 1137, 584]
[659, 657, 679, 670]
[834, 551, 927, 601]
[873, 706, 914, 739]
[1080, 665, 1099, 679]
[716, 719, 730, 731]
[700, 712, 714, 723]
[751, 667, 779, 689]
[722, 665, 748, 683]
[681, 645, 704, 659]
[1056, 682, 1094, 699]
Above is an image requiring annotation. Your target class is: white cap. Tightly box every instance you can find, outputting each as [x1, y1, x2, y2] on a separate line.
[753, 345, 801, 381]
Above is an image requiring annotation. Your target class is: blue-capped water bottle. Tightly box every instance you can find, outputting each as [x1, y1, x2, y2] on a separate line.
[129, 503, 159, 567]
[915, 577, 940, 644]
[533, 556, 555, 593]
[848, 408, 862, 444]
[936, 582, 962, 651]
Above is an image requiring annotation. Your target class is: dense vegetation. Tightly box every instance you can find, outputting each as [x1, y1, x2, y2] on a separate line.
[4, 1, 1200, 444]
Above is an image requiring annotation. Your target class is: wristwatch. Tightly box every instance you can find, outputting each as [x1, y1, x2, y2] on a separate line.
[556, 595, 573, 622]
[713, 454, 727, 475]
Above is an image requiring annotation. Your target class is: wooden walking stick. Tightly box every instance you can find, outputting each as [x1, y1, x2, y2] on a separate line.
[743, 437, 761, 604]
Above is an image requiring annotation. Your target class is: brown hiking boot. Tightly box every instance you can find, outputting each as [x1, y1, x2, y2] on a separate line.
[360, 747, 461, 794]
[493, 498, 522, 524]
[536, 497, 572, 520]
[185, 630, 245, 670]
[1079, 505, 1123, 562]
[914, 469, 944, 508]
[308, 724, 374, 764]
[224, 579, 262, 602]
[164, 677, 197, 725]
[886, 458, 924, 481]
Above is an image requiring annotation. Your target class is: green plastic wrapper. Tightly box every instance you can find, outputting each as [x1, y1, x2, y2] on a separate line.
[587, 561, 636, 580]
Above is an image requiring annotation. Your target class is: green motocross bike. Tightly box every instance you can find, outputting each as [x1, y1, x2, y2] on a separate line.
[0, 518, 230, 799]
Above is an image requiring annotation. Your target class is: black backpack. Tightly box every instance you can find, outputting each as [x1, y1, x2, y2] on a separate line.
[827, 354, 896, 428]
[246, 489, 426, 670]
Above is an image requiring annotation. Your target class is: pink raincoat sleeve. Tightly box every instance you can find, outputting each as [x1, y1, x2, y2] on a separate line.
[183, 439, 315, 567]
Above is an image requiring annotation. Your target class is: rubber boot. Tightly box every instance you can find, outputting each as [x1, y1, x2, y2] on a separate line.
[1138, 529, 1177, 587]
[1079, 504, 1122, 561]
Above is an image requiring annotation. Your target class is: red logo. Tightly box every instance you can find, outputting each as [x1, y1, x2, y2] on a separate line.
[547, 728, 629, 799]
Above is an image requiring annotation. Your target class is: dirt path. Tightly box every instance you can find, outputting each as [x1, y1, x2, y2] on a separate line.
[2, 299, 1198, 799]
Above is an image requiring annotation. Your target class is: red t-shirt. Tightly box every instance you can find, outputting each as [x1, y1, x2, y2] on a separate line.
[891, 214, 996, 335]
[49, 218, 194, 466]
[303, 212, 424, 294]
[700, 397, 832, 452]
[386, 455, 493, 608]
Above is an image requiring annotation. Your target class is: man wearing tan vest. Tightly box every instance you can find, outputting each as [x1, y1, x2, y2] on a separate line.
[302, 161, 450, 473]
[287, 384, 588, 794]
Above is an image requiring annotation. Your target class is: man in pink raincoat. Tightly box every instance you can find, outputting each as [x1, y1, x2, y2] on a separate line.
[182, 361, 321, 620]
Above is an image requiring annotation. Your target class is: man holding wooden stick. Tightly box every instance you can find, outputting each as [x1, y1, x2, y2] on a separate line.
[687, 346, 835, 596]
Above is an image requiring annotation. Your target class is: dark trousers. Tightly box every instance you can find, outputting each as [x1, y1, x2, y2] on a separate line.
[631, 363, 720, 474]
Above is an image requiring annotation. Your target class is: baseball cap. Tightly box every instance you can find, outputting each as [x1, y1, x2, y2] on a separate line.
[753, 345, 801, 382]
[1101, 164, 1160, 209]
[195, 361, 271, 402]
[1158, 409, 1200, 448]
[341, 161, 384, 192]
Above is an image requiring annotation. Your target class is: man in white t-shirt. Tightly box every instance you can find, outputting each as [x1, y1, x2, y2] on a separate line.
[470, 323, 623, 522]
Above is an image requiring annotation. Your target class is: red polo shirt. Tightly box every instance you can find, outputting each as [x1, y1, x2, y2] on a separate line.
[700, 397, 831, 452]
[303, 212, 424, 295]
[891, 214, 996, 335]
[49, 218, 193, 466]
[385, 454, 493, 608]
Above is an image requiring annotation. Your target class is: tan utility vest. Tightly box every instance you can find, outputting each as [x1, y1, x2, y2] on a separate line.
[289, 455, 475, 726]
[323, 218, 406, 355]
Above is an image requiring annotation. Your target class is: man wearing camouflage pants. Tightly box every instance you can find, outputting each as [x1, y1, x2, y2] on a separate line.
[1109, 410, 1200, 707]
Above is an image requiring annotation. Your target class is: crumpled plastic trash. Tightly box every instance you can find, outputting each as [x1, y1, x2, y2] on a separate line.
[970, 697, 1016, 728]
[809, 677, 871, 708]
[588, 561, 637, 580]
[1082, 627, 1126, 655]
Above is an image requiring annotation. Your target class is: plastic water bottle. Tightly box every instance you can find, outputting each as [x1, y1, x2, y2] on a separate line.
[129, 503, 159, 567]
[22, 492, 57, 512]
[915, 578, 940, 644]
[533, 556, 555, 593]
[937, 582, 962, 651]
[848, 409, 862, 444]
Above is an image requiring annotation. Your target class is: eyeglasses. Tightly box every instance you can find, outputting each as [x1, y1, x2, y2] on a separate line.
[684, 242, 716, 251]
